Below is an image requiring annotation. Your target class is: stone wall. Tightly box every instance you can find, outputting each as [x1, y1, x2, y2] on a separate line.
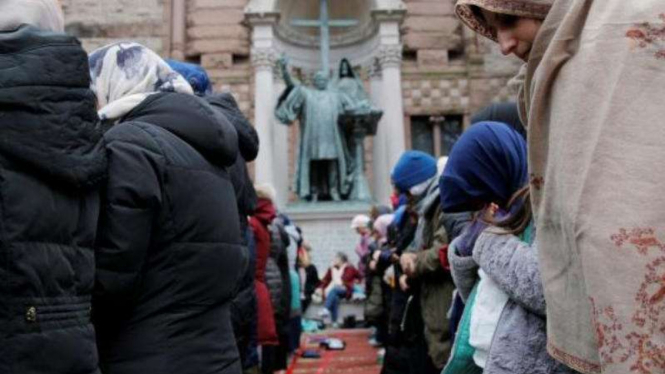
[401, 0, 523, 130]
[62, 0, 521, 123]
[403, 0, 462, 66]
[186, 0, 253, 115]
[62, 0, 167, 53]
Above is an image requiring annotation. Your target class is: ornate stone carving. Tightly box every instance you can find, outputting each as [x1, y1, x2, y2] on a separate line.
[367, 57, 383, 79]
[251, 48, 277, 71]
[378, 44, 403, 69]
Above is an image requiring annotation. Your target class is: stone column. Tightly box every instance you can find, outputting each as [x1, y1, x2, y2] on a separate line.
[372, 6, 407, 194]
[170, 0, 186, 60]
[378, 42, 406, 183]
[272, 77, 290, 207]
[251, 45, 276, 187]
[246, 7, 281, 194]
[368, 58, 391, 205]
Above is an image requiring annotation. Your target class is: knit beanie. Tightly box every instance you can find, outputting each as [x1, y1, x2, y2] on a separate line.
[166, 59, 212, 96]
[391, 151, 438, 192]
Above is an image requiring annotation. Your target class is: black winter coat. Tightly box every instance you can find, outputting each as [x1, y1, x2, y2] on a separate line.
[206, 93, 259, 236]
[471, 102, 526, 139]
[94, 92, 244, 374]
[206, 93, 260, 369]
[267, 220, 291, 333]
[0, 26, 106, 374]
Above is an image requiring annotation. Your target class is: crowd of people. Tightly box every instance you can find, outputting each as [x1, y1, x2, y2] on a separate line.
[0, 2, 321, 374]
[1, 1, 664, 374]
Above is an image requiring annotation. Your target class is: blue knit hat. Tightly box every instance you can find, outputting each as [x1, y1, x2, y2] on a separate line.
[391, 151, 438, 192]
[166, 59, 212, 96]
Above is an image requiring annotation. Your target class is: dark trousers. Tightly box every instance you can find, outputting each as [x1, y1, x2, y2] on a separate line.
[288, 316, 302, 353]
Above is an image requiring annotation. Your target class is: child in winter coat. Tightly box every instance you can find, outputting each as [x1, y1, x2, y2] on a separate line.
[440, 122, 576, 374]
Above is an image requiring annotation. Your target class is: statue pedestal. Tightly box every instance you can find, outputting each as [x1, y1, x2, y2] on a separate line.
[285, 201, 373, 273]
[339, 110, 383, 201]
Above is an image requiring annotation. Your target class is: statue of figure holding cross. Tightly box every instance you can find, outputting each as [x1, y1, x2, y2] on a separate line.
[275, 57, 353, 202]
[274, 0, 381, 202]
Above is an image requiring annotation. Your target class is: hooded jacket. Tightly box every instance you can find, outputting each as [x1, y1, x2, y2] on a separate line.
[250, 198, 279, 346]
[406, 177, 456, 369]
[0, 26, 106, 374]
[206, 93, 260, 369]
[94, 92, 244, 374]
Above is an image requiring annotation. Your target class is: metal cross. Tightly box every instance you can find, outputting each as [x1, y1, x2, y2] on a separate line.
[290, 0, 359, 74]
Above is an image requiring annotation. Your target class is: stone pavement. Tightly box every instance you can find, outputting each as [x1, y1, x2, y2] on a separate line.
[288, 329, 381, 374]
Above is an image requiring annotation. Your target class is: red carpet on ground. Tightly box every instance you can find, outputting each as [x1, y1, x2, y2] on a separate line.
[288, 329, 381, 374]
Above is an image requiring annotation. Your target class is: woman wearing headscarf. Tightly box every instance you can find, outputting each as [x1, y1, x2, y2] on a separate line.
[456, 1, 665, 373]
[0, 2, 106, 374]
[440, 122, 575, 374]
[89, 42, 244, 374]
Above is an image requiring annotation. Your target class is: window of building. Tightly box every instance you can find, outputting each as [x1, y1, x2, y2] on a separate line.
[410, 115, 463, 157]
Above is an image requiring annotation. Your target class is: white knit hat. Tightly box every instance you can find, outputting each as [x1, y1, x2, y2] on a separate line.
[350, 215, 371, 230]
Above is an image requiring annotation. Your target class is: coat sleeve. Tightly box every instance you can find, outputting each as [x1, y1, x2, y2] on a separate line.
[275, 85, 306, 125]
[413, 220, 448, 278]
[319, 268, 332, 290]
[448, 236, 478, 302]
[413, 247, 444, 277]
[94, 126, 162, 313]
[472, 231, 546, 317]
[343, 267, 360, 298]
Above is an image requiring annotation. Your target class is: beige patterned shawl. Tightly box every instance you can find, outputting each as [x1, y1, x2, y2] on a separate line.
[522, 0, 665, 373]
[456, 0, 665, 372]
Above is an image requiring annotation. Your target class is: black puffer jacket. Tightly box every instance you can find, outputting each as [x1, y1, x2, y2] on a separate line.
[0, 26, 106, 374]
[471, 102, 526, 139]
[206, 93, 259, 237]
[94, 92, 244, 374]
[206, 93, 260, 369]
[268, 220, 292, 333]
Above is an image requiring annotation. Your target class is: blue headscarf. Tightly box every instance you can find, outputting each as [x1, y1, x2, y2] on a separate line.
[166, 59, 212, 96]
[439, 121, 527, 213]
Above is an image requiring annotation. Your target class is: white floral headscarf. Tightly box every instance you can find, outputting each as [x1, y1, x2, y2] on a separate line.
[0, 0, 65, 33]
[88, 42, 193, 122]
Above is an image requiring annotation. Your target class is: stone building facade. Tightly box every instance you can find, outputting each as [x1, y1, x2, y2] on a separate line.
[63, 0, 522, 269]
[63, 0, 521, 205]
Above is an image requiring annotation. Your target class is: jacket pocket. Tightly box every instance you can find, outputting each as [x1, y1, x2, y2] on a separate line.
[19, 298, 92, 332]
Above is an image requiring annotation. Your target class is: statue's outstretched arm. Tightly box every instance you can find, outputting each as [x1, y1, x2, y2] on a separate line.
[278, 55, 295, 88]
